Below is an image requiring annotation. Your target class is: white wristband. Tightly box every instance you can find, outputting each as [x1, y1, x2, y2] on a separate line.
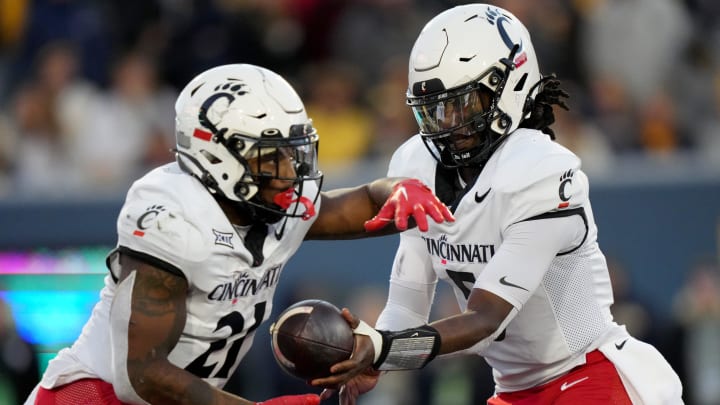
[352, 320, 383, 364]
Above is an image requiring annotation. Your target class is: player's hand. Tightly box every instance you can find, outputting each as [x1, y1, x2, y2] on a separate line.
[310, 309, 376, 390]
[257, 393, 320, 405]
[364, 178, 454, 232]
[336, 368, 382, 405]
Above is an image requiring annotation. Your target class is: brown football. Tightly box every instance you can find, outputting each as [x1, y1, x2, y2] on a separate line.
[270, 299, 354, 380]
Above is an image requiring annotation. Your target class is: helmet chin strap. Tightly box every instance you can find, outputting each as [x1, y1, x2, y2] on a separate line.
[439, 120, 511, 169]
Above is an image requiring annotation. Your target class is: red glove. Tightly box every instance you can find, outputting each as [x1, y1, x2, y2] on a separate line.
[257, 394, 321, 405]
[364, 178, 454, 232]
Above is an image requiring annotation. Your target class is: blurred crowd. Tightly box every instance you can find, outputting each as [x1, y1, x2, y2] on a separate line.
[0, 0, 719, 199]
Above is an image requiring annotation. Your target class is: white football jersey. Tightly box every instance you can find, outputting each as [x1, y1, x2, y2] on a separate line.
[380, 129, 627, 391]
[38, 162, 319, 390]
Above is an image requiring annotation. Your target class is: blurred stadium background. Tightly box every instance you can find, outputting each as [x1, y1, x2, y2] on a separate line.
[0, 0, 719, 404]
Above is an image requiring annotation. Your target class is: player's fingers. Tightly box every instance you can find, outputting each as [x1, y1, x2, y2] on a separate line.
[394, 201, 411, 230]
[328, 358, 364, 375]
[310, 368, 355, 388]
[365, 202, 396, 232]
[363, 216, 391, 232]
[319, 389, 336, 401]
[377, 200, 397, 221]
[412, 204, 428, 232]
[339, 384, 357, 405]
[310, 375, 342, 389]
[439, 201, 455, 222]
[423, 200, 445, 223]
[426, 198, 454, 224]
[340, 308, 360, 328]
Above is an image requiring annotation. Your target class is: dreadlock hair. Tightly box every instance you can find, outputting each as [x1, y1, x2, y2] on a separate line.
[520, 74, 569, 140]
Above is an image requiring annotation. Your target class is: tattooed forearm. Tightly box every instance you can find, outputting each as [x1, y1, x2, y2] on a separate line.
[128, 360, 249, 405]
[116, 256, 252, 404]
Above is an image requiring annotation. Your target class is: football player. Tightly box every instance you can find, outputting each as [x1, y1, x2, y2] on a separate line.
[312, 4, 684, 405]
[24, 64, 453, 405]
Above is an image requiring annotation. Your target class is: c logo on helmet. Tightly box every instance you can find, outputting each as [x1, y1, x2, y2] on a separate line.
[198, 82, 250, 135]
[485, 7, 524, 55]
[198, 92, 235, 135]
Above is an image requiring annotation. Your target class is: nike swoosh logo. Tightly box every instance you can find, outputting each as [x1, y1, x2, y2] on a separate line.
[475, 188, 491, 203]
[615, 339, 628, 350]
[560, 376, 589, 391]
[499, 276, 528, 291]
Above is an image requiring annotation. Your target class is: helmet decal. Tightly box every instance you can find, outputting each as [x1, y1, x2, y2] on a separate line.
[198, 91, 235, 136]
[197, 81, 253, 137]
[485, 7, 523, 56]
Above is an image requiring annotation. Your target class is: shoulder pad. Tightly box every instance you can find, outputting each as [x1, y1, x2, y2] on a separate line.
[117, 169, 212, 280]
[487, 130, 589, 226]
[492, 129, 581, 193]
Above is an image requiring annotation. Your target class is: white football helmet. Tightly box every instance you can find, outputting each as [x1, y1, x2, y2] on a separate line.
[407, 4, 542, 167]
[175, 64, 322, 220]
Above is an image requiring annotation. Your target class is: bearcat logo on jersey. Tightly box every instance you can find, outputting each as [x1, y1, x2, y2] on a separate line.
[208, 265, 281, 303]
[558, 169, 574, 209]
[422, 234, 495, 264]
[133, 205, 166, 237]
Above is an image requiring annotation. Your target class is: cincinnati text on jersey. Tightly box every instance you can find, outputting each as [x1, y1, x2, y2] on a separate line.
[208, 265, 282, 301]
[422, 234, 496, 263]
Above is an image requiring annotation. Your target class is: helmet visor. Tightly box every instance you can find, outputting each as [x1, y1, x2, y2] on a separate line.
[232, 123, 323, 221]
[411, 88, 489, 136]
[234, 123, 322, 182]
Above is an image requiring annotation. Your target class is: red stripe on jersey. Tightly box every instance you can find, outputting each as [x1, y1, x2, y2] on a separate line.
[133, 230, 145, 237]
[558, 202, 570, 209]
[193, 128, 212, 141]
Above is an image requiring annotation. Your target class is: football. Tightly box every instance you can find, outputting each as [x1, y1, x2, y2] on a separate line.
[270, 299, 354, 380]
